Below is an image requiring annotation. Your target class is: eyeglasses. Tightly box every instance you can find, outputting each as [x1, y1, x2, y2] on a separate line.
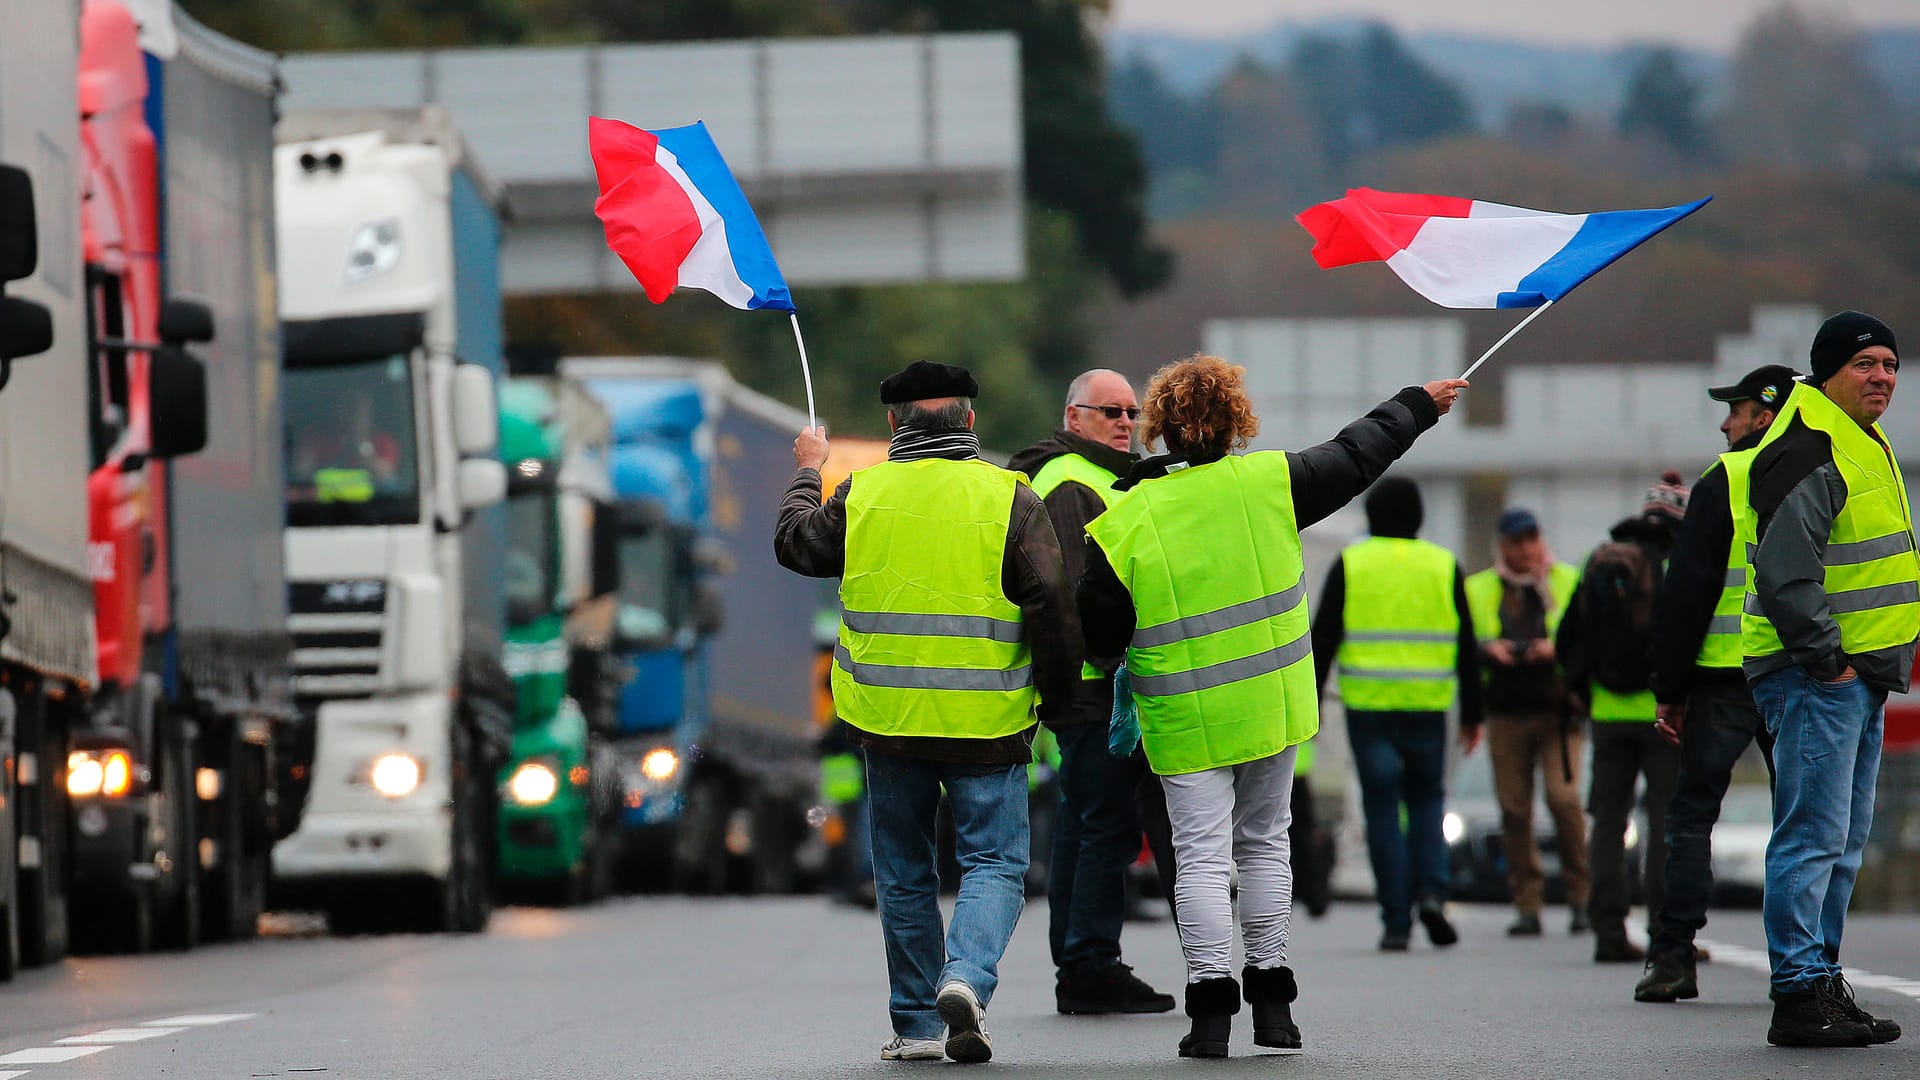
[1072, 403, 1141, 421]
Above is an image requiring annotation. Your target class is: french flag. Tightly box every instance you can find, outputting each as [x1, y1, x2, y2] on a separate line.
[589, 117, 794, 312]
[1297, 188, 1710, 309]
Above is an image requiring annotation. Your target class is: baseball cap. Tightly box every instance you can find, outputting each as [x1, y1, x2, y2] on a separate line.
[1707, 364, 1800, 409]
[1496, 507, 1540, 538]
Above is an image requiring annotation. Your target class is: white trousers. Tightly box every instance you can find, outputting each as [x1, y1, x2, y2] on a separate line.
[1158, 746, 1296, 983]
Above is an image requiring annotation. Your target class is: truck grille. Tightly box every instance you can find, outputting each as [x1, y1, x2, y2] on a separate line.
[288, 580, 386, 696]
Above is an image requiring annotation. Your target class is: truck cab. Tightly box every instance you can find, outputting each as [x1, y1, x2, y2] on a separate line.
[272, 110, 510, 933]
[495, 374, 622, 901]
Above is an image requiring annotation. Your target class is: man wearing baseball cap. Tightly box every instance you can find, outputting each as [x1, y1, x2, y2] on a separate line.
[1741, 312, 1913, 1047]
[1634, 364, 1796, 1005]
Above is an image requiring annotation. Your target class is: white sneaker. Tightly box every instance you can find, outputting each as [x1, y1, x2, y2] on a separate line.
[937, 981, 993, 1063]
[879, 1036, 945, 1061]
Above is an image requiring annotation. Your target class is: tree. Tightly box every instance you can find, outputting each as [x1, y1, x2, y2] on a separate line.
[1618, 48, 1707, 160]
[1209, 56, 1329, 217]
[1720, 4, 1895, 174]
[1288, 23, 1474, 177]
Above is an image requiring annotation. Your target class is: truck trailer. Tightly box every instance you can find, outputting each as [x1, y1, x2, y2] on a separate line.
[272, 107, 511, 933]
[570, 358, 827, 894]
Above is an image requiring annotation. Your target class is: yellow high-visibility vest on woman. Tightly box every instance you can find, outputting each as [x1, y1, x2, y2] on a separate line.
[833, 458, 1038, 738]
[1086, 451, 1316, 775]
[1336, 536, 1461, 712]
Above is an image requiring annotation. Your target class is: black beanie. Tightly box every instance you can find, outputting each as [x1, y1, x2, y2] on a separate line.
[1364, 476, 1423, 539]
[1810, 311, 1897, 385]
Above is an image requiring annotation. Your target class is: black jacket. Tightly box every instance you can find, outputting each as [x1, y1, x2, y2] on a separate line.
[1557, 513, 1681, 705]
[1007, 431, 1138, 726]
[1648, 431, 1762, 704]
[1079, 385, 1441, 659]
[774, 456, 1082, 764]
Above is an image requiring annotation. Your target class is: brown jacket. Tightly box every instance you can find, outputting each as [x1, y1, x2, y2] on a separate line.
[775, 465, 1082, 764]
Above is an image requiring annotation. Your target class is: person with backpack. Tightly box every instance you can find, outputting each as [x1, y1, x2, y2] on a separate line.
[1465, 509, 1587, 939]
[1556, 472, 1689, 964]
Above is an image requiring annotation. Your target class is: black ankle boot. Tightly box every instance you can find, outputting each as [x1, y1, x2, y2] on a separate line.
[1178, 977, 1240, 1058]
[1243, 965, 1302, 1051]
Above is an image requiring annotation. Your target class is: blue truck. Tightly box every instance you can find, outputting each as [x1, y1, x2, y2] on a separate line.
[566, 358, 827, 894]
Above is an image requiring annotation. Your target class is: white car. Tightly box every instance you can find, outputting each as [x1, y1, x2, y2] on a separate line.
[1709, 783, 1773, 905]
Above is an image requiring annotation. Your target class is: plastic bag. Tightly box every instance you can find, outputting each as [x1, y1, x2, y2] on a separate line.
[1108, 665, 1141, 758]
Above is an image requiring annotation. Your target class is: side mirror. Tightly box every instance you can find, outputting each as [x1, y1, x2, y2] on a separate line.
[452, 364, 498, 456]
[591, 501, 621, 599]
[158, 297, 214, 344]
[691, 578, 724, 637]
[149, 345, 209, 458]
[0, 165, 39, 283]
[457, 457, 506, 510]
[0, 296, 52, 361]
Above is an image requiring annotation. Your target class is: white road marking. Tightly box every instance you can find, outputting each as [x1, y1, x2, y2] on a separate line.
[1699, 936, 1920, 1000]
[0, 1071, 27, 1079]
[58, 1026, 188, 1044]
[140, 1013, 256, 1027]
[0, 1045, 111, 1064]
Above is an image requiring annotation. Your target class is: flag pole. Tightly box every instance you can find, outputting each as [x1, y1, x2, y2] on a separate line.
[790, 312, 818, 431]
[1458, 299, 1554, 381]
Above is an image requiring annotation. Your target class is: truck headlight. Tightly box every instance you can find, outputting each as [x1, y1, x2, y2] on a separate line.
[343, 218, 402, 283]
[1442, 811, 1465, 845]
[68, 749, 135, 799]
[640, 748, 679, 783]
[509, 761, 560, 806]
[369, 754, 422, 799]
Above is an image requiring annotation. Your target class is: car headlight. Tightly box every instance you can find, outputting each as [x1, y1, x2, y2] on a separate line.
[1624, 819, 1640, 849]
[640, 747, 679, 782]
[368, 754, 422, 799]
[68, 749, 135, 799]
[343, 218, 401, 283]
[1443, 811, 1465, 845]
[508, 761, 560, 806]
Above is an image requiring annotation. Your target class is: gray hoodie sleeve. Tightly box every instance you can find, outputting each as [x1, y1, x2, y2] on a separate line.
[1752, 463, 1849, 681]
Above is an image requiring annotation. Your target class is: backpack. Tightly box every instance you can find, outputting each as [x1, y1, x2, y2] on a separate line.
[1577, 540, 1660, 695]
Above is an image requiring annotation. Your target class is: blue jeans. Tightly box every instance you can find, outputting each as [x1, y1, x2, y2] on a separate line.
[1751, 665, 1885, 993]
[1649, 679, 1775, 956]
[866, 750, 1029, 1039]
[1047, 722, 1146, 974]
[1346, 710, 1449, 934]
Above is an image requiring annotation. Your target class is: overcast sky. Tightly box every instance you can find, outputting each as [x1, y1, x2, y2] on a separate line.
[1108, 0, 1920, 49]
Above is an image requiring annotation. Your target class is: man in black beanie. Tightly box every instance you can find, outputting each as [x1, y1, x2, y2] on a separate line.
[1742, 310, 1912, 1047]
[1310, 475, 1484, 951]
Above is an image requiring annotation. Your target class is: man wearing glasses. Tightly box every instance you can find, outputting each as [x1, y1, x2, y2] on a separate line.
[1010, 370, 1177, 1017]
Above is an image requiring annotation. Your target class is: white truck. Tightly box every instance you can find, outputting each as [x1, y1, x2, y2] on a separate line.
[271, 107, 511, 933]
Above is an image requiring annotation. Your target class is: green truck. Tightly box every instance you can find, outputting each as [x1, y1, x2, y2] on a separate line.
[495, 371, 623, 903]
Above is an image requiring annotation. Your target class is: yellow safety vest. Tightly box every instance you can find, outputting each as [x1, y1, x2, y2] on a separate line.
[1087, 452, 1316, 775]
[1032, 452, 1121, 682]
[833, 459, 1038, 739]
[1695, 450, 1758, 670]
[1335, 536, 1461, 712]
[1464, 563, 1580, 645]
[1736, 382, 1920, 663]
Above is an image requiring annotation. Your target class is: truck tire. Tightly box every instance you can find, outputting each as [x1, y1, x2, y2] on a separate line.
[749, 789, 798, 896]
[19, 687, 69, 966]
[154, 724, 199, 952]
[671, 776, 729, 895]
[199, 726, 266, 942]
[0, 896, 18, 982]
[420, 734, 491, 934]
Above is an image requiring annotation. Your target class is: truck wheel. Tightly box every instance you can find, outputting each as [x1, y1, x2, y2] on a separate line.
[423, 744, 491, 934]
[749, 790, 797, 896]
[0, 898, 18, 982]
[199, 730, 265, 942]
[155, 725, 200, 952]
[18, 687, 69, 966]
[671, 778, 728, 895]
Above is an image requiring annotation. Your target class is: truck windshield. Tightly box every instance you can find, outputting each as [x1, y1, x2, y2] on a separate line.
[618, 531, 677, 626]
[504, 490, 556, 627]
[284, 354, 421, 526]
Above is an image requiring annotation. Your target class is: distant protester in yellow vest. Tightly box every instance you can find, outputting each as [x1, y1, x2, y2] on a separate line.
[1078, 354, 1466, 1059]
[773, 360, 1083, 1065]
[1007, 369, 1179, 1018]
[1464, 510, 1588, 940]
[1556, 471, 1690, 965]
[1309, 476, 1483, 954]
[1635, 363, 1795, 1006]
[1741, 312, 1915, 1049]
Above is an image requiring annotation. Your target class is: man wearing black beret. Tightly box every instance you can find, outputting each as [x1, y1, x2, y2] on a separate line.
[1741, 311, 1912, 1047]
[774, 360, 1082, 1064]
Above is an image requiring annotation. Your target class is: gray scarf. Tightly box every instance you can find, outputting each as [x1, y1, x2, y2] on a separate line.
[888, 424, 981, 462]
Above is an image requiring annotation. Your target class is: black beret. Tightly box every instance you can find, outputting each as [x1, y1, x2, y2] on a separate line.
[879, 360, 979, 405]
